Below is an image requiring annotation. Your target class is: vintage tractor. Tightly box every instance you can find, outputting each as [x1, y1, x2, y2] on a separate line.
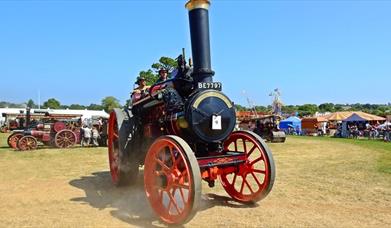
[252, 115, 286, 143]
[15, 121, 79, 151]
[7, 108, 81, 151]
[17, 121, 78, 151]
[108, 0, 275, 224]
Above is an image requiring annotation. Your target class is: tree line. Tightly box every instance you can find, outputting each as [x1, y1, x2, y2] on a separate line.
[2, 99, 390, 118]
[235, 103, 391, 117]
[0, 96, 122, 113]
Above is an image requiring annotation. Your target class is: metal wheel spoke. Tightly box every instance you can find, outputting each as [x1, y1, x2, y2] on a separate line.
[173, 155, 184, 170]
[231, 172, 238, 186]
[253, 169, 266, 174]
[247, 144, 257, 157]
[242, 138, 247, 152]
[251, 156, 264, 165]
[250, 171, 262, 187]
[155, 158, 171, 171]
[168, 145, 176, 169]
[244, 178, 255, 194]
[234, 140, 238, 151]
[179, 187, 186, 203]
[180, 169, 188, 180]
[174, 183, 190, 190]
[239, 176, 246, 194]
[169, 192, 182, 214]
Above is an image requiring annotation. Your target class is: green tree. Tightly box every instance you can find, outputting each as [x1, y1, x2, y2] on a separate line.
[254, 105, 269, 112]
[101, 96, 121, 113]
[318, 103, 335, 112]
[26, 99, 36, 108]
[151, 56, 178, 73]
[282, 105, 298, 114]
[234, 104, 248, 111]
[69, 104, 86, 110]
[43, 98, 61, 109]
[298, 104, 318, 116]
[139, 70, 158, 86]
[135, 56, 178, 86]
[87, 103, 104, 110]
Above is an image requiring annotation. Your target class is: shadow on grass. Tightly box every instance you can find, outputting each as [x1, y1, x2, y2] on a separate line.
[69, 171, 256, 226]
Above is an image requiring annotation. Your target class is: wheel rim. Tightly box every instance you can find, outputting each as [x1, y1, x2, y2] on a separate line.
[8, 133, 23, 149]
[55, 130, 76, 148]
[108, 112, 120, 184]
[144, 137, 197, 224]
[18, 136, 37, 151]
[220, 131, 274, 203]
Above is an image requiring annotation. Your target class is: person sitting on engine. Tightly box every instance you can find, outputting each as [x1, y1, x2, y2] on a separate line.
[155, 68, 168, 83]
[133, 76, 151, 94]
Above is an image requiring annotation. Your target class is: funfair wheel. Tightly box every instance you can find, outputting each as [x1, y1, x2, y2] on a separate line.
[7, 132, 23, 149]
[17, 136, 38, 151]
[108, 109, 140, 186]
[54, 129, 77, 148]
[144, 136, 201, 225]
[220, 130, 275, 203]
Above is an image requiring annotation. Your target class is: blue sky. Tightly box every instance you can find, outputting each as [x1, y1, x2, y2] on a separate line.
[0, 1, 390, 107]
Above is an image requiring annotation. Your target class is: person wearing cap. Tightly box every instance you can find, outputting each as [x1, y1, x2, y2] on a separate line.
[156, 68, 169, 83]
[133, 76, 151, 94]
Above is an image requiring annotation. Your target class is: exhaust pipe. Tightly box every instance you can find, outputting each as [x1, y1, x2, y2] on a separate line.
[186, 0, 214, 83]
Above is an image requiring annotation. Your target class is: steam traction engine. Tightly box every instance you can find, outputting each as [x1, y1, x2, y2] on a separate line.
[108, 0, 275, 224]
[7, 109, 80, 151]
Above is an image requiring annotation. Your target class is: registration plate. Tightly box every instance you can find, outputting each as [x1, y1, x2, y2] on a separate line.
[197, 82, 222, 90]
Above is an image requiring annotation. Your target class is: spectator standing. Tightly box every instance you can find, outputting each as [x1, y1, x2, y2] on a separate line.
[81, 125, 92, 147]
[92, 126, 100, 147]
[385, 125, 390, 142]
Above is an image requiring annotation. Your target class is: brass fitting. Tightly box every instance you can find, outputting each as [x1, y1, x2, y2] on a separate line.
[185, 0, 210, 11]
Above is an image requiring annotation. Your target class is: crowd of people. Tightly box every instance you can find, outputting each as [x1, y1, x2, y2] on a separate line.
[80, 118, 107, 147]
[342, 122, 391, 142]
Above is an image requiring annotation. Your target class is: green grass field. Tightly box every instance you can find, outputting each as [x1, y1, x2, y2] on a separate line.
[290, 135, 391, 174]
[0, 133, 390, 227]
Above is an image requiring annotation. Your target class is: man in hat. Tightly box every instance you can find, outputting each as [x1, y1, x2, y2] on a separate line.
[133, 76, 151, 94]
[156, 68, 168, 83]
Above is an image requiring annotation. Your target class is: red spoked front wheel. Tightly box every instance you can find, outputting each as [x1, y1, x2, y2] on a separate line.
[220, 130, 275, 203]
[17, 136, 38, 151]
[7, 133, 23, 149]
[144, 136, 201, 225]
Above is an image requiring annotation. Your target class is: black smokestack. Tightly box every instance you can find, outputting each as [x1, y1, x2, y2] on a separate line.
[25, 107, 31, 130]
[186, 0, 214, 83]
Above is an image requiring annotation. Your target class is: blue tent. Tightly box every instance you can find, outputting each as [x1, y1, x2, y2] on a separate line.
[279, 116, 302, 134]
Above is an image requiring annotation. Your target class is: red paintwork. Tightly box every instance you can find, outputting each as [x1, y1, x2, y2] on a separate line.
[108, 112, 120, 185]
[219, 131, 273, 203]
[144, 137, 196, 224]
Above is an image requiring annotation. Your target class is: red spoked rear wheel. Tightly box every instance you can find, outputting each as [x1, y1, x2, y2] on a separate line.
[144, 136, 201, 225]
[108, 111, 121, 185]
[220, 130, 275, 203]
[108, 109, 139, 186]
[17, 136, 38, 151]
[55, 129, 77, 148]
[7, 133, 23, 149]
